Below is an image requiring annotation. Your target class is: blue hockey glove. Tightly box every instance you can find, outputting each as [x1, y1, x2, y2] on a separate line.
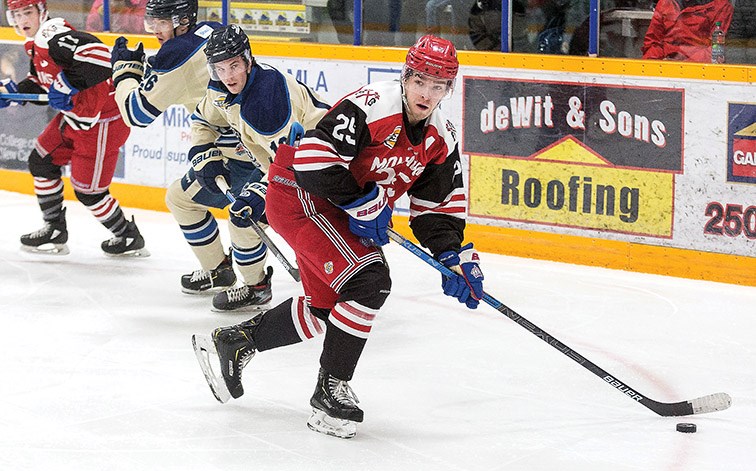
[230, 181, 267, 227]
[0, 78, 19, 109]
[111, 36, 145, 87]
[438, 243, 485, 309]
[287, 121, 304, 146]
[189, 143, 228, 193]
[338, 184, 391, 246]
[48, 72, 78, 111]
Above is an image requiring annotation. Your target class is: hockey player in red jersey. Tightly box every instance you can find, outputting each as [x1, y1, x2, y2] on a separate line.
[0, 0, 148, 256]
[192, 35, 485, 439]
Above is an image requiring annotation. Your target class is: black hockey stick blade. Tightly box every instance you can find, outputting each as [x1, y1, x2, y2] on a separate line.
[215, 176, 301, 282]
[387, 228, 732, 417]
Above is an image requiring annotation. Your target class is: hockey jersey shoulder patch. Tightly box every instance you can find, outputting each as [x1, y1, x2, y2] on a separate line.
[348, 81, 402, 126]
[35, 18, 71, 49]
[193, 22, 218, 39]
[427, 111, 458, 158]
[239, 66, 291, 135]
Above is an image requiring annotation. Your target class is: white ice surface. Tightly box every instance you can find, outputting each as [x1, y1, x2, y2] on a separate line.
[1, 189, 754, 471]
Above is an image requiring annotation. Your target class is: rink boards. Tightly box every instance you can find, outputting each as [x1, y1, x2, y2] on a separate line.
[0, 28, 754, 285]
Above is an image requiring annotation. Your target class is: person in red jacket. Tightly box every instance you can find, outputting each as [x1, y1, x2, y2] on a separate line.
[642, 0, 734, 62]
[1, 0, 148, 256]
[86, 0, 148, 34]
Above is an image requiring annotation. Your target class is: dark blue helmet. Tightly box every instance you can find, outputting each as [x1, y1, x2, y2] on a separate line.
[144, 0, 197, 29]
[204, 25, 253, 65]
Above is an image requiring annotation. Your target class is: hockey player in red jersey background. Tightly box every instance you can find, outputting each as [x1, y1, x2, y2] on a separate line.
[0, 0, 148, 256]
[192, 35, 485, 439]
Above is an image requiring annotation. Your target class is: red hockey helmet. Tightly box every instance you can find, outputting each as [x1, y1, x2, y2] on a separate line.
[6, 0, 47, 26]
[6, 0, 45, 11]
[405, 35, 459, 80]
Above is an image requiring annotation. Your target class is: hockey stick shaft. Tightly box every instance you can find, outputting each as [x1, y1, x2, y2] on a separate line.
[215, 176, 301, 282]
[0, 93, 49, 102]
[387, 228, 731, 417]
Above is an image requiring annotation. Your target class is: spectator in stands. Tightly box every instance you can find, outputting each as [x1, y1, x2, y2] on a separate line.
[642, 0, 734, 62]
[327, 0, 353, 44]
[425, 0, 470, 36]
[568, 0, 644, 57]
[86, 0, 147, 34]
[726, 0, 756, 64]
[468, 0, 530, 51]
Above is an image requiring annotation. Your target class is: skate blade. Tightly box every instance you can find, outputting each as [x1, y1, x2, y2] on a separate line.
[306, 409, 357, 439]
[191, 334, 232, 404]
[20, 243, 70, 255]
[210, 302, 271, 313]
[181, 285, 233, 296]
[103, 248, 151, 258]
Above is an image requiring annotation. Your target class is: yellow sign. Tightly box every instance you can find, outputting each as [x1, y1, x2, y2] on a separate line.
[469, 137, 674, 237]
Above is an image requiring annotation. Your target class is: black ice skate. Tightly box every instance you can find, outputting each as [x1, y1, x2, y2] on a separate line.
[181, 252, 237, 294]
[211, 266, 273, 312]
[307, 368, 363, 439]
[20, 210, 69, 255]
[191, 317, 260, 403]
[101, 217, 150, 257]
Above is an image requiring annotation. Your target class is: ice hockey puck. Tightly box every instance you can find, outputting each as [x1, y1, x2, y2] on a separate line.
[676, 423, 697, 433]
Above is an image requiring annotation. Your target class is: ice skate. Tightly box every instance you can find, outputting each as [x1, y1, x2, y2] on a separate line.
[20, 210, 69, 255]
[212, 266, 273, 312]
[306, 368, 363, 439]
[181, 252, 237, 294]
[101, 217, 150, 257]
[191, 317, 259, 403]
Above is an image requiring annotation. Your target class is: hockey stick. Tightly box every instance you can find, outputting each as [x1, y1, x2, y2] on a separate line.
[215, 175, 301, 282]
[387, 228, 732, 417]
[0, 93, 49, 102]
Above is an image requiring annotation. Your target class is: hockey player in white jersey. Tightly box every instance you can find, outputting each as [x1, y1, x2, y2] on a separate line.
[192, 35, 485, 438]
[188, 25, 329, 311]
[110, 0, 271, 304]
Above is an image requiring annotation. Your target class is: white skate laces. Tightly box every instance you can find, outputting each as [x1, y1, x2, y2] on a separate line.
[30, 225, 56, 238]
[329, 377, 359, 407]
[235, 347, 254, 373]
[189, 269, 210, 283]
[226, 285, 250, 303]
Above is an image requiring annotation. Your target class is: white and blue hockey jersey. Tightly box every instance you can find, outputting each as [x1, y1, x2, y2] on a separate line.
[190, 62, 330, 172]
[114, 22, 219, 128]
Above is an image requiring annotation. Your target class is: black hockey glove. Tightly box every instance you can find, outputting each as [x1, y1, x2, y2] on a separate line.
[111, 36, 145, 87]
[230, 181, 267, 227]
[438, 243, 485, 309]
